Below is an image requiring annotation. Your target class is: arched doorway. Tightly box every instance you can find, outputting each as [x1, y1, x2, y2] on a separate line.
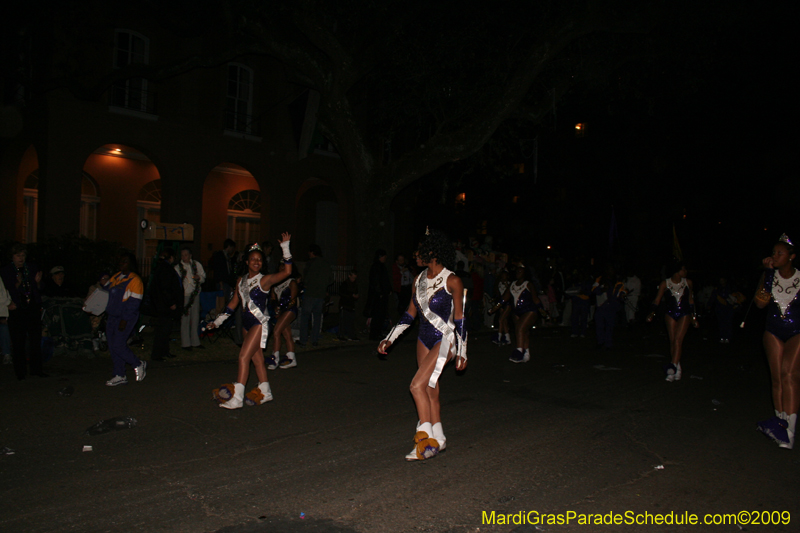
[227, 189, 262, 252]
[201, 163, 260, 263]
[137, 179, 161, 275]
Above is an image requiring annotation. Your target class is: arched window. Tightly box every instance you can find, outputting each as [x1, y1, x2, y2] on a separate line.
[227, 189, 261, 252]
[111, 30, 150, 112]
[80, 173, 100, 239]
[22, 171, 38, 243]
[225, 64, 254, 133]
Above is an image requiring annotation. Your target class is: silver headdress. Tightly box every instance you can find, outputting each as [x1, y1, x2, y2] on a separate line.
[247, 242, 263, 253]
[779, 233, 794, 247]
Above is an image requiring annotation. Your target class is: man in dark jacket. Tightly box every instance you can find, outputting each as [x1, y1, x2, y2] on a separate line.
[209, 239, 242, 344]
[150, 248, 183, 360]
[0, 243, 45, 379]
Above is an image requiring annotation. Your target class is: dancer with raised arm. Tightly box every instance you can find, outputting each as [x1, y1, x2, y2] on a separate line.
[269, 262, 299, 369]
[207, 233, 293, 409]
[378, 229, 467, 461]
[647, 260, 699, 381]
[755, 234, 800, 449]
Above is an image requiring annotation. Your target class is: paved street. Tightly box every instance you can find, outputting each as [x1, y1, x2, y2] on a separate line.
[1, 322, 797, 533]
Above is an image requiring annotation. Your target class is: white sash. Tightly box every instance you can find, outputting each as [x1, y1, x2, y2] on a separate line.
[273, 278, 292, 298]
[239, 274, 271, 348]
[510, 281, 527, 306]
[417, 268, 456, 388]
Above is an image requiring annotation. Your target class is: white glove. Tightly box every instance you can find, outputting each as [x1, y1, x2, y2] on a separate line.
[280, 240, 292, 260]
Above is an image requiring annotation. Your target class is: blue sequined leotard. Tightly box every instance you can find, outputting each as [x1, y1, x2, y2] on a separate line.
[764, 268, 800, 342]
[275, 278, 298, 316]
[510, 281, 536, 317]
[664, 278, 692, 320]
[413, 268, 454, 350]
[239, 274, 270, 331]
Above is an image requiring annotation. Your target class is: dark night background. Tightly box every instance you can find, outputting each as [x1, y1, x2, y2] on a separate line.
[2, 0, 795, 285]
[397, 1, 795, 281]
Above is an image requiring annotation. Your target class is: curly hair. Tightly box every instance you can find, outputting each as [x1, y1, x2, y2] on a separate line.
[417, 229, 456, 271]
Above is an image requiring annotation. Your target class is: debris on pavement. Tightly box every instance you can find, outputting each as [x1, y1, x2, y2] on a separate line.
[85, 416, 137, 436]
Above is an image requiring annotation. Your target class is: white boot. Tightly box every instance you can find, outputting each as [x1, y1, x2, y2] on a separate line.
[674, 362, 682, 381]
[405, 422, 440, 461]
[220, 383, 245, 409]
[268, 351, 280, 370]
[280, 351, 297, 369]
[432, 422, 446, 452]
[245, 381, 274, 405]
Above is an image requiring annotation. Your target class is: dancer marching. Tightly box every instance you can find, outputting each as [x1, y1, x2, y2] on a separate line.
[498, 264, 545, 363]
[490, 268, 512, 346]
[377, 229, 467, 461]
[755, 234, 800, 449]
[269, 262, 299, 369]
[647, 260, 699, 381]
[207, 233, 293, 409]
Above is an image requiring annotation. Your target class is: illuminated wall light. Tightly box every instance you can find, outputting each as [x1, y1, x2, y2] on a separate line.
[546, 245, 551, 250]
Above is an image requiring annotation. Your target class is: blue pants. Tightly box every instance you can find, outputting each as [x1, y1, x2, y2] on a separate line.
[0, 321, 10, 355]
[107, 315, 141, 377]
[594, 306, 617, 348]
[571, 303, 589, 336]
[299, 296, 324, 344]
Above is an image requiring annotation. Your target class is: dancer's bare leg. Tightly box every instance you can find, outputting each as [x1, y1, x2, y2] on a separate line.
[410, 340, 444, 424]
[763, 332, 786, 412]
[516, 311, 537, 350]
[236, 327, 266, 384]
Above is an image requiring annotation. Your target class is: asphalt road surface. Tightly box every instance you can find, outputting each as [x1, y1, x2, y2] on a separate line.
[1, 323, 797, 533]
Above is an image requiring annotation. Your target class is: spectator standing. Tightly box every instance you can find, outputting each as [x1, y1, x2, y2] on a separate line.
[105, 253, 147, 386]
[709, 276, 736, 343]
[624, 271, 642, 324]
[0, 275, 11, 365]
[150, 248, 183, 361]
[592, 266, 628, 350]
[210, 239, 243, 344]
[366, 249, 391, 341]
[469, 265, 485, 331]
[338, 270, 359, 340]
[260, 241, 276, 275]
[0, 244, 45, 379]
[176, 247, 206, 351]
[299, 244, 332, 346]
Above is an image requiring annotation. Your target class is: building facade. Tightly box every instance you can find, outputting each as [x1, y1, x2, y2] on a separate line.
[1, 11, 354, 275]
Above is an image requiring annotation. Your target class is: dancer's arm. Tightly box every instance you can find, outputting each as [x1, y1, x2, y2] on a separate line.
[207, 278, 240, 329]
[448, 273, 468, 370]
[378, 299, 417, 354]
[261, 232, 293, 290]
[754, 273, 770, 309]
[646, 281, 666, 322]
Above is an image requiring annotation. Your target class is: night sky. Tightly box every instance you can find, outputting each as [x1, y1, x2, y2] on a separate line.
[401, 2, 795, 280]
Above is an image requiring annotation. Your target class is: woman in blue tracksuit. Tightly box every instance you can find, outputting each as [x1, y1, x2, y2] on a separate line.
[592, 266, 627, 350]
[105, 252, 147, 386]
